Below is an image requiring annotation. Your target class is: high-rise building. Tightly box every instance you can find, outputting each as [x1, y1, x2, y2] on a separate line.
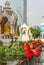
[40, 16, 44, 38]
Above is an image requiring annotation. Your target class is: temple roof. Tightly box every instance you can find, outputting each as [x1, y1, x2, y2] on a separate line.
[3, 0, 12, 11]
[5, 0, 10, 6]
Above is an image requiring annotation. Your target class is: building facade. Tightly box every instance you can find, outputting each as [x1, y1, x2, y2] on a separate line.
[40, 23, 44, 38]
[40, 16, 44, 38]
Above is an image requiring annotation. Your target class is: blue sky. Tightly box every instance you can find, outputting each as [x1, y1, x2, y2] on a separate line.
[27, 0, 44, 26]
[0, 0, 44, 26]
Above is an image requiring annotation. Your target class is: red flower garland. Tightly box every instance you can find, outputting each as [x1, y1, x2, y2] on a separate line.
[24, 44, 31, 52]
[31, 44, 37, 49]
[24, 40, 43, 59]
[36, 48, 41, 52]
[24, 44, 34, 59]
[34, 52, 40, 57]
[26, 52, 33, 59]
[34, 48, 41, 57]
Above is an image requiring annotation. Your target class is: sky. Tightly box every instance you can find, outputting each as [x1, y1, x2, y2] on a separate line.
[0, 0, 44, 26]
[27, 0, 44, 26]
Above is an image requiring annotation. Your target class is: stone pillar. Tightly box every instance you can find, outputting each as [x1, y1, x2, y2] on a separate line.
[10, 24, 13, 34]
[10, 24, 15, 34]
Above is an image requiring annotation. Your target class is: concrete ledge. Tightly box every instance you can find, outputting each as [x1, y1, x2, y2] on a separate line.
[1, 39, 11, 43]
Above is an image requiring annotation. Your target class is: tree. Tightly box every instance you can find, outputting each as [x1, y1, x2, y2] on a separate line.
[30, 27, 40, 38]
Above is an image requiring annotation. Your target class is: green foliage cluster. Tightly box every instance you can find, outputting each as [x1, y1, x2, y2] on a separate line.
[30, 27, 40, 38]
[0, 42, 26, 63]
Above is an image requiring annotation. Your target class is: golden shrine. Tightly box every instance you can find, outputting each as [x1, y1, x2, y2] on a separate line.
[0, 0, 18, 35]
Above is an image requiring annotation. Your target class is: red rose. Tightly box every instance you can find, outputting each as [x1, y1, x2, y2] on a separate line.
[26, 52, 32, 59]
[34, 52, 40, 57]
[38, 42, 41, 45]
[34, 48, 41, 57]
[26, 50, 34, 59]
[24, 44, 31, 51]
[38, 41, 43, 45]
[30, 50, 34, 56]
[36, 43, 40, 46]
[31, 44, 37, 49]
[36, 48, 41, 52]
